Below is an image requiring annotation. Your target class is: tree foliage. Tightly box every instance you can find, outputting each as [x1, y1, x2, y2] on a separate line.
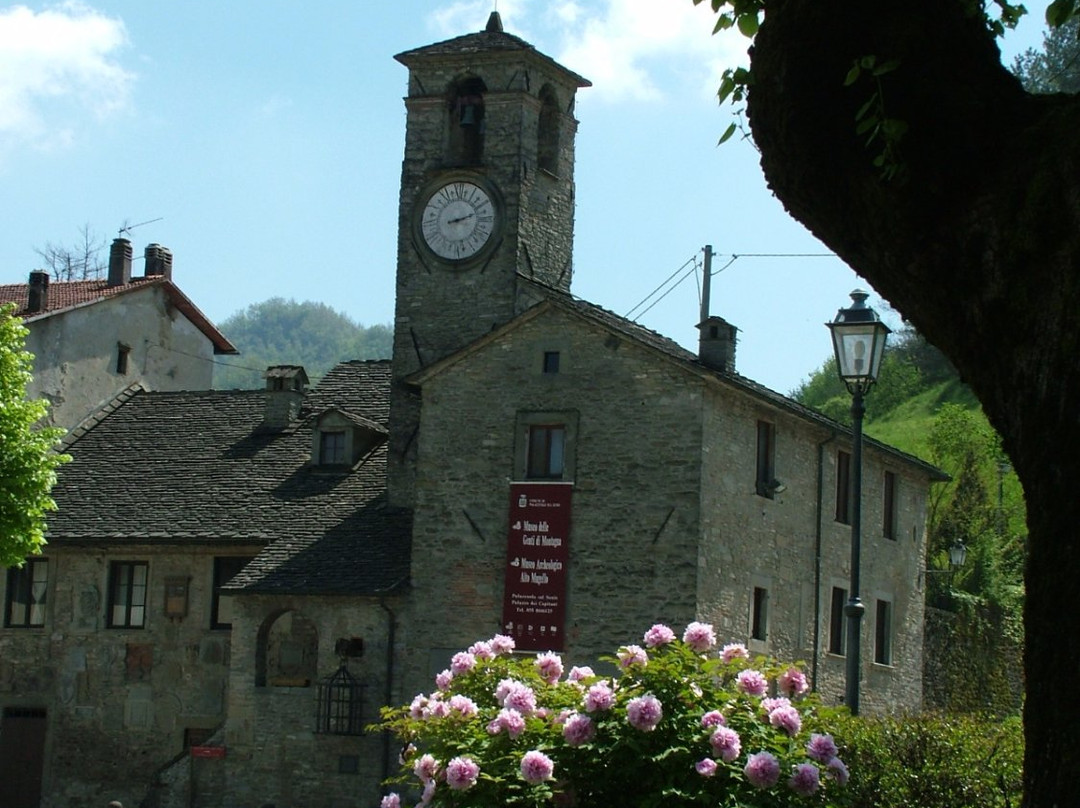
[926, 405, 1025, 634]
[212, 298, 392, 389]
[0, 304, 69, 567]
[792, 327, 955, 423]
[1013, 15, 1080, 92]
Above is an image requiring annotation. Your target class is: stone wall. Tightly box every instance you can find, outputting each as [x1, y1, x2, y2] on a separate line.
[219, 594, 404, 808]
[0, 545, 247, 808]
[404, 307, 704, 697]
[403, 304, 934, 714]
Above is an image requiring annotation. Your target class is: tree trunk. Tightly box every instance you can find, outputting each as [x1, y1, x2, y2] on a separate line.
[748, 2, 1080, 805]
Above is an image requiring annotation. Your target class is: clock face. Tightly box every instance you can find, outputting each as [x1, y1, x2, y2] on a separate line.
[419, 180, 497, 262]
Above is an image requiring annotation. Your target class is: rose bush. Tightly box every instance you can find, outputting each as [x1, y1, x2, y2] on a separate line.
[377, 623, 848, 808]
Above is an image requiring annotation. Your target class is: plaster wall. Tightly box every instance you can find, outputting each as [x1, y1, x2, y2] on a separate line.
[24, 286, 216, 431]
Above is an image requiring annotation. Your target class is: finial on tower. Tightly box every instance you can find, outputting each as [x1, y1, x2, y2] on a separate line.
[485, 10, 503, 32]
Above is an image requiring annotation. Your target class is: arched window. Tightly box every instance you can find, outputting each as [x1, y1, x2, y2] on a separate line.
[448, 76, 487, 165]
[255, 609, 319, 687]
[537, 86, 561, 175]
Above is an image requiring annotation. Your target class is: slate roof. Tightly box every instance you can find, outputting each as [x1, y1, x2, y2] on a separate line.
[394, 13, 591, 88]
[0, 275, 238, 354]
[48, 359, 410, 596]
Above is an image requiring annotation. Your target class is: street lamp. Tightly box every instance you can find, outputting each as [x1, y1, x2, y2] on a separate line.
[827, 289, 891, 716]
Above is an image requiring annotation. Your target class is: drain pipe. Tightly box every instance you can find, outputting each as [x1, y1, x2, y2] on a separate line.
[812, 432, 838, 692]
[378, 580, 407, 786]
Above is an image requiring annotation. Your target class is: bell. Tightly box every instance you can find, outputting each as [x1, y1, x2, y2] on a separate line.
[460, 105, 476, 126]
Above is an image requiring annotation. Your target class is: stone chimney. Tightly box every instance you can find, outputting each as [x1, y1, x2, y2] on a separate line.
[107, 238, 133, 287]
[27, 270, 49, 313]
[697, 315, 738, 373]
[262, 365, 309, 429]
[144, 243, 173, 280]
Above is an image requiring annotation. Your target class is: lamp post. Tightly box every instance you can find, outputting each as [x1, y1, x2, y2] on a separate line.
[827, 289, 890, 716]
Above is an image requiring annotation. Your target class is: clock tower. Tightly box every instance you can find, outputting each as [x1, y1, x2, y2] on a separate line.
[388, 12, 590, 505]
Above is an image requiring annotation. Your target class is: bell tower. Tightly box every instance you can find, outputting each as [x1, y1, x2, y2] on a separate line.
[388, 12, 590, 506]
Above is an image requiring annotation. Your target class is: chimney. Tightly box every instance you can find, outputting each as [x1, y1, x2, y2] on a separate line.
[108, 238, 133, 287]
[144, 243, 173, 280]
[698, 315, 738, 373]
[27, 270, 49, 313]
[262, 365, 309, 429]
[696, 245, 737, 372]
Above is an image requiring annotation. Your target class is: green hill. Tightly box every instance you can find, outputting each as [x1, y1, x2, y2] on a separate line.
[864, 378, 981, 461]
[212, 298, 392, 389]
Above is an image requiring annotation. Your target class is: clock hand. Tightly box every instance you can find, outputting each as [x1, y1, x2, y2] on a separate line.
[447, 212, 475, 225]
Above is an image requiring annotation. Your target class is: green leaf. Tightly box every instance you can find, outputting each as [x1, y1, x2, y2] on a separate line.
[717, 74, 736, 104]
[855, 97, 877, 121]
[736, 12, 759, 36]
[856, 117, 879, 136]
[844, 64, 862, 86]
[1047, 0, 1077, 26]
[717, 121, 738, 145]
[872, 58, 902, 76]
[881, 118, 910, 138]
[860, 55, 877, 69]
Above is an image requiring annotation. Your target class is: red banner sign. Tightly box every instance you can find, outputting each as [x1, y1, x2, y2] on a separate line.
[501, 482, 573, 651]
[190, 746, 226, 759]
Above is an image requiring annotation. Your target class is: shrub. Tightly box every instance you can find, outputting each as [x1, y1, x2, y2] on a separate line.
[376, 623, 849, 808]
[832, 712, 1022, 808]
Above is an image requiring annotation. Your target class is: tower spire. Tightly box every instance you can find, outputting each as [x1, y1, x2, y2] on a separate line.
[485, 10, 503, 32]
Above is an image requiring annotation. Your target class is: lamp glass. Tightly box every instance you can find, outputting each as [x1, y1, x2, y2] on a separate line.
[830, 321, 889, 386]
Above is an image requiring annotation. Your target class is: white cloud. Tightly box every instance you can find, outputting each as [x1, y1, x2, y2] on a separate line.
[550, 0, 750, 104]
[422, 1, 748, 106]
[0, 2, 134, 160]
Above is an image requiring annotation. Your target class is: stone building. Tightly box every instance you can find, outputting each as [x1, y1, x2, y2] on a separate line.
[0, 361, 408, 808]
[0, 240, 237, 431]
[0, 13, 943, 808]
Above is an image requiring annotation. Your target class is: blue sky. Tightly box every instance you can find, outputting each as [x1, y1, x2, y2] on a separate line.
[0, 1, 1053, 394]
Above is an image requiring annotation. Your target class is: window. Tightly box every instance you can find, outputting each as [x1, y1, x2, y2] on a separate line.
[875, 599, 893, 665]
[515, 411, 577, 481]
[108, 561, 148, 628]
[542, 351, 560, 374]
[320, 430, 347, 465]
[211, 557, 253, 629]
[537, 86, 561, 174]
[527, 425, 566, 479]
[116, 342, 131, 374]
[449, 76, 486, 164]
[751, 586, 769, 641]
[755, 420, 776, 498]
[883, 471, 897, 539]
[5, 558, 48, 627]
[829, 587, 847, 655]
[835, 450, 852, 524]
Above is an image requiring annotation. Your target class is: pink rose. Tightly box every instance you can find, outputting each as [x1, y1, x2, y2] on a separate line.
[682, 621, 717, 652]
[520, 750, 555, 784]
[445, 756, 480, 790]
[626, 694, 663, 731]
[643, 623, 676, 647]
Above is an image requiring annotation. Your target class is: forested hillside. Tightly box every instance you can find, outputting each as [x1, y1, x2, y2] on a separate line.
[212, 298, 391, 389]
